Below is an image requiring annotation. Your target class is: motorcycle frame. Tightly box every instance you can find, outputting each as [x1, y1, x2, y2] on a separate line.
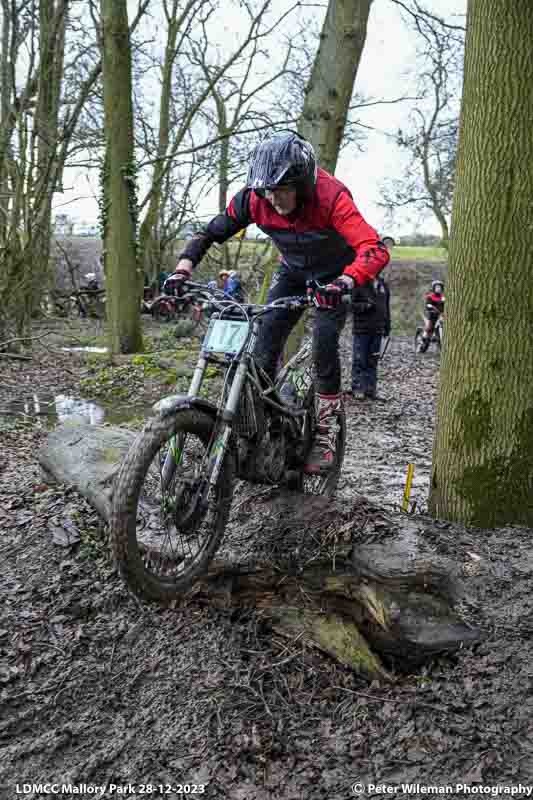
[161, 306, 312, 491]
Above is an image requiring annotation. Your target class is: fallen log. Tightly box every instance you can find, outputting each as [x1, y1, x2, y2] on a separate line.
[38, 422, 137, 520]
[38, 422, 483, 679]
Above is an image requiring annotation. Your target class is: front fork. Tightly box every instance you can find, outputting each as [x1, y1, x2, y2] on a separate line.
[206, 356, 249, 486]
[161, 349, 251, 492]
[161, 354, 208, 490]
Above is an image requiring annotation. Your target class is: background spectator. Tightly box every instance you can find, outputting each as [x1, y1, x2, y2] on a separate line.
[348, 237, 392, 401]
[225, 270, 245, 302]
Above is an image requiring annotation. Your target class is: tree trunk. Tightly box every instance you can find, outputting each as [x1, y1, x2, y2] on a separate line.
[138, 7, 179, 287]
[298, 0, 372, 173]
[0, 0, 11, 247]
[284, 0, 372, 359]
[101, 0, 143, 354]
[216, 95, 231, 270]
[430, 0, 533, 526]
[431, 202, 449, 250]
[31, 0, 67, 313]
[255, 245, 277, 303]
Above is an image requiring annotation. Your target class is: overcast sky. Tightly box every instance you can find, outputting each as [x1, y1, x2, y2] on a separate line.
[54, 0, 466, 236]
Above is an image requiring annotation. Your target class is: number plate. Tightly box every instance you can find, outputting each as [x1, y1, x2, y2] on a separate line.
[202, 319, 249, 355]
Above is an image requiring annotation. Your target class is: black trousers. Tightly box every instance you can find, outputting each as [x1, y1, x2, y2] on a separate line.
[352, 332, 382, 395]
[254, 268, 347, 395]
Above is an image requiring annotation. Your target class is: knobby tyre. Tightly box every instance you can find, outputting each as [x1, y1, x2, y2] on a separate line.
[111, 409, 234, 603]
[152, 300, 175, 323]
[414, 326, 424, 354]
[436, 322, 443, 351]
[179, 300, 208, 337]
[193, 305, 209, 337]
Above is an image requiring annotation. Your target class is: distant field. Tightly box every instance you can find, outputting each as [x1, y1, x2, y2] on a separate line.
[54, 235, 445, 337]
[390, 246, 447, 261]
[61, 237, 447, 263]
[176, 240, 449, 263]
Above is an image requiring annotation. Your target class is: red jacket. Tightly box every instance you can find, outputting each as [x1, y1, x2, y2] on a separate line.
[426, 292, 445, 314]
[180, 168, 389, 286]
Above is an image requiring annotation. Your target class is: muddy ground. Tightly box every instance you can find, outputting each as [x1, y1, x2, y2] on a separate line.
[1, 315, 533, 800]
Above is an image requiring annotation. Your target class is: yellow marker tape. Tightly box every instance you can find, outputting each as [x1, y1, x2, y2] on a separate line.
[402, 463, 415, 512]
[235, 227, 247, 239]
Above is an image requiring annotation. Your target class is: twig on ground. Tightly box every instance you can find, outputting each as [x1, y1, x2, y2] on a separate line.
[0, 352, 32, 361]
[0, 331, 56, 350]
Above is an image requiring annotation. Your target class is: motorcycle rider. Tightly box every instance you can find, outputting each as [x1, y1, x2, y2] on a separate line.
[418, 280, 445, 352]
[83, 272, 100, 292]
[171, 131, 389, 473]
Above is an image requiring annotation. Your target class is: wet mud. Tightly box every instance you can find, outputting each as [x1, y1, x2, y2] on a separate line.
[1, 328, 533, 799]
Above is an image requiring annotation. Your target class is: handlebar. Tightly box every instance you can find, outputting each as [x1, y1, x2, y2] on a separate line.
[171, 279, 352, 316]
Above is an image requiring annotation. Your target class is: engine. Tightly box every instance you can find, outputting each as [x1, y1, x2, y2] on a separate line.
[243, 417, 287, 484]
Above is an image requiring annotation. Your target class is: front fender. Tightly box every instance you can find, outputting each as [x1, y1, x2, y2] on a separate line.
[153, 394, 220, 421]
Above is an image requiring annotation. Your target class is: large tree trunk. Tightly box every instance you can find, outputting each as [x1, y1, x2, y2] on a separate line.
[298, 0, 372, 173]
[138, 4, 180, 287]
[284, 0, 372, 359]
[255, 245, 277, 303]
[101, 0, 143, 354]
[30, 0, 67, 314]
[0, 0, 11, 248]
[215, 93, 231, 270]
[38, 422, 481, 679]
[430, 0, 533, 526]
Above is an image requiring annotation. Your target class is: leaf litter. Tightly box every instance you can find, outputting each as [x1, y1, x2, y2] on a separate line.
[1, 317, 533, 798]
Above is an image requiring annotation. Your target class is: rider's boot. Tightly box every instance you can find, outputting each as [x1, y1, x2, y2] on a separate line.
[418, 335, 430, 353]
[303, 393, 342, 474]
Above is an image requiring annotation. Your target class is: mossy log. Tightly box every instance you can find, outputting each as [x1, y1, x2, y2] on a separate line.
[38, 423, 482, 680]
[38, 422, 137, 520]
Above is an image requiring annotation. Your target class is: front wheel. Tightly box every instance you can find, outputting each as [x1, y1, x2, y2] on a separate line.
[111, 409, 234, 603]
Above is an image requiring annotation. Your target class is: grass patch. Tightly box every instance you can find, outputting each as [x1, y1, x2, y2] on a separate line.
[391, 246, 447, 262]
[80, 346, 198, 402]
[64, 332, 108, 348]
[80, 365, 137, 401]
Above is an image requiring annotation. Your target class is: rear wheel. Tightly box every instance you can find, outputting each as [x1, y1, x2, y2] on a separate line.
[414, 326, 424, 353]
[435, 321, 443, 350]
[111, 409, 234, 602]
[152, 298, 176, 323]
[178, 300, 209, 336]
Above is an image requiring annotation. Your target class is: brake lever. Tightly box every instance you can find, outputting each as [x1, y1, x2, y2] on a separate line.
[286, 298, 308, 311]
[270, 295, 308, 311]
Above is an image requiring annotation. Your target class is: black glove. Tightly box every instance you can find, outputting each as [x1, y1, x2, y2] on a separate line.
[165, 272, 190, 297]
[310, 277, 353, 309]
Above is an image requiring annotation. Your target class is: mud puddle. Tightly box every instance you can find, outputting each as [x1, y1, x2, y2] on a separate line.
[5, 393, 149, 427]
[61, 345, 108, 354]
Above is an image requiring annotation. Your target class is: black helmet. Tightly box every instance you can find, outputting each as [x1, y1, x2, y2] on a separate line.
[246, 131, 317, 195]
[432, 280, 444, 293]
